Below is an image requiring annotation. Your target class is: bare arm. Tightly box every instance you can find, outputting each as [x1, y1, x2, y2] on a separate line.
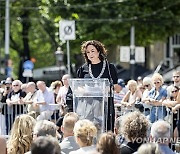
[121, 91, 130, 106]
[150, 96, 166, 106]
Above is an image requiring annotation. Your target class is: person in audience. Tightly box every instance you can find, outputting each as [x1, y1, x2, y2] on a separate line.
[1, 80, 12, 134]
[21, 83, 28, 93]
[25, 120, 57, 154]
[35, 81, 55, 120]
[138, 84, 145, 93]
[163, 86, 180, 138]
[120, 111, 149, 154]
[114, 79, 127, 104]
[50, 80, 63, 121]
[150, 120, 175, 154]
[0, 136, 7, 154]
[142, 77, 153, 116]
[31, 136, 61, 154]
[0, 80, 6, 100]
[50, 80, 63, 104]
[56, 74, 71, 115]
[0, 79, 12, 103]
[6, 80, 26, 133]
[114, 117, 125, 145]
[121, 80, 142, 113]
[167, 70, 180, 97]
[114, 79, 127, 117]
[33, 120, 57, 140]
[147, 73, 167, 123]
[60, 112, 79, 154]
[7, 114, 36, 154]
[70, 119, 97, 154]
[6, 80, 26, 107]
[96, 131, 119, 154]
[137, 143, 161, 154]
[23, 82, 39, 115]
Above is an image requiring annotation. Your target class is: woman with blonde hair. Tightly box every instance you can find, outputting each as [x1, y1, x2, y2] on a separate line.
[96, 131, 119, 154]
[70, 119, 97, 154]
[147, 73, 167, 123]
[7, 114, 36, 154]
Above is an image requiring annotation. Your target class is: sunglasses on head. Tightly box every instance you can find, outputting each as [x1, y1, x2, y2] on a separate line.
[171, 90, 178, 93]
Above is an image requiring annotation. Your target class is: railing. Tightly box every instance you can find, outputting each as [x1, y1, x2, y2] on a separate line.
[0, 103, 61, 136]
[115, 104, 180, 152]
[0, 102, 179, 152]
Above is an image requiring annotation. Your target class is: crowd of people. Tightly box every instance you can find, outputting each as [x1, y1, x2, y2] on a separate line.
[0, 40, 179, 154]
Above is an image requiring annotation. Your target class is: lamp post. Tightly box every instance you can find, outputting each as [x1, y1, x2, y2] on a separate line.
[55, 47, 64, 66]
[55, 47, 64, 78]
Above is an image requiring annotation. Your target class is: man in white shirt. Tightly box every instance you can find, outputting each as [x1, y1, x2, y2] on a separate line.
[23, 82, 39, 113]
[56, 74, 71, 115]
[35, 81, 55, 120]
[150, 120, 175, 154]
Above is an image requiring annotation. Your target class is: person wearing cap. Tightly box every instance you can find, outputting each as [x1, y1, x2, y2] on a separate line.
[114, 79, 127, 117]
[114, 79, 127, 104]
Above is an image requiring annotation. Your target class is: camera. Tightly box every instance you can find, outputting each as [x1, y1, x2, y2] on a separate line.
[6, 87, 10, 90]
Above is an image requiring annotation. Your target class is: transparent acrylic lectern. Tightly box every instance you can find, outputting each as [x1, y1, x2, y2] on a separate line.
[69, 78, 110, 134]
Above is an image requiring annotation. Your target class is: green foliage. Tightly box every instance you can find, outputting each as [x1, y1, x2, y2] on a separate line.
[0, 0, 180, 77]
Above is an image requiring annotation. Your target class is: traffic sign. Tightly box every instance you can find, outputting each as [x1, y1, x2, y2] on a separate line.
[23, 60, 34, 70]
[59, 20, 76, 41]
[135, 47, 145, 63]
[120, 46, 130, 62]
[22, 69, 33, 77]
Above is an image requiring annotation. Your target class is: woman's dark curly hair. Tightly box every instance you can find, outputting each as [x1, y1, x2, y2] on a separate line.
[81, 40, 107, 64]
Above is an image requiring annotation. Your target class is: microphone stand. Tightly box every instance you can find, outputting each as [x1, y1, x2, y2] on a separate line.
[104, 57, 114, 131]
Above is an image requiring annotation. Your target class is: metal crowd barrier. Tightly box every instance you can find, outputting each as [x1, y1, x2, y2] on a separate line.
[0, 103, 61, 136]
[115, 104, 180, 152]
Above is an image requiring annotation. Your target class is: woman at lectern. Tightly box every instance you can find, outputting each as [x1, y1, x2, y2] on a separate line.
[77, 40, 118, 131]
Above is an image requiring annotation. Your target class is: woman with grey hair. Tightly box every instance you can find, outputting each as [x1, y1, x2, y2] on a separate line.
[142, 77, 153, 116]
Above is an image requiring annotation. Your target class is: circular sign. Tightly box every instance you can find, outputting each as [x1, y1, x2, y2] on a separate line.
[23, 60, 34, 70]
[64, 26, 73, 35]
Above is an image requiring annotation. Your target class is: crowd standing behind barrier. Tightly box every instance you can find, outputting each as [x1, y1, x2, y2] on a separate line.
[0, 71, 179, 153]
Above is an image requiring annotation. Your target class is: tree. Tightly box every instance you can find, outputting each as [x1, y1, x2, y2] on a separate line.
[0, 0, 180, 78]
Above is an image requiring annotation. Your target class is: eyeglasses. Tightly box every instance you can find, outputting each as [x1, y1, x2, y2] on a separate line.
[173, 76, 180, 78]
[154, 81, 160, 84]
[13, 85, 19, 87]
[171, 90, 178, 93]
